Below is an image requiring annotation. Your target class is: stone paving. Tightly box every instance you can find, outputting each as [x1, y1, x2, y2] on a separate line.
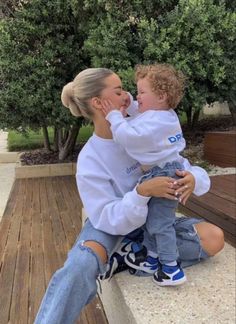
[0, 131, 16, 221]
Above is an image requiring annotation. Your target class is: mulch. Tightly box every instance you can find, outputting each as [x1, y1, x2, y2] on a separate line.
[20, 116, 235, 166]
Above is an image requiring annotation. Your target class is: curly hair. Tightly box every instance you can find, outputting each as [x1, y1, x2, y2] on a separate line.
[135, 64, 186, 108]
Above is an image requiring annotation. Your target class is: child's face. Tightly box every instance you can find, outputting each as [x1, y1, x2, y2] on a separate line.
[137, 77, 163, 113]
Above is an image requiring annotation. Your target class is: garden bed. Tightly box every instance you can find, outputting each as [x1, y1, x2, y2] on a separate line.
[18, 116, 235, 166]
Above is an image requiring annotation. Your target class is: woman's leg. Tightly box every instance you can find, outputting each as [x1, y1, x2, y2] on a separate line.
[194, 221, 224, 256]
[34, 220, 121, 324]
[175, 217, 224, 268]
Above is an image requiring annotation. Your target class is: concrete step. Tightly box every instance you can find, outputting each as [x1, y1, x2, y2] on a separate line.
[99, 243, 235, 324]
[81, 210, 235, 324]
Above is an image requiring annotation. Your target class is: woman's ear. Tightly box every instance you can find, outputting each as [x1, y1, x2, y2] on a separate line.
[91, 97, 102, 110]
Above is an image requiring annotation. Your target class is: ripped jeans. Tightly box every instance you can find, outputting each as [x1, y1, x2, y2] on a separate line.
[34, 217, 209, 324]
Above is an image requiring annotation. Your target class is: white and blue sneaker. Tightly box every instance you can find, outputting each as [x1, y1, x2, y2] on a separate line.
[153, 263, 187, 286]
[99, 238, 136, 281]
[124, 243, 159, 274]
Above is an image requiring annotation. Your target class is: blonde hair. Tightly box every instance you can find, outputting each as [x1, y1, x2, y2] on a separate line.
[135, 64, 186, 108]
[61, 68, 114, 119]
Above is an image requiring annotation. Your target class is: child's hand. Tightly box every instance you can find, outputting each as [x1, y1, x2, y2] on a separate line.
[120, 92, 131, 117]
[101, 99, 119, 117]
[174, 170, 195, 205]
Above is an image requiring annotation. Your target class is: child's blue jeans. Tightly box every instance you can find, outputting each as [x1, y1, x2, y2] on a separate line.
[139, 161, 184, 264]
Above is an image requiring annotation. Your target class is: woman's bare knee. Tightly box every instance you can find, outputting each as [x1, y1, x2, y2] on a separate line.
[195, 222, 225, 256]
[83, 241, 108, 264]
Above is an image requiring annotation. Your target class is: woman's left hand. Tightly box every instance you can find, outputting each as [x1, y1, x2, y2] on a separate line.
[174, 170, 195, 205]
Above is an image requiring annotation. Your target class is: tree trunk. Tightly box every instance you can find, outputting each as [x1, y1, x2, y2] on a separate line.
[54, 127, 59, 152]
[58, 124, 81, 161]
[228, 100, 236, 125]
[185, 107, 192, 130]
[42, 125, 51, 151]
[191, 109, 200, 129]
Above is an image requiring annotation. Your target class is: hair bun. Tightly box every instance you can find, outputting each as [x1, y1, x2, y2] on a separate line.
[61, 82, 74, 108]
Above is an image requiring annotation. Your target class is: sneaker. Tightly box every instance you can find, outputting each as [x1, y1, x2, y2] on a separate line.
[153, 263, 187, 286]
[99, 238, 134, 281]
[125, 243, 159, 274]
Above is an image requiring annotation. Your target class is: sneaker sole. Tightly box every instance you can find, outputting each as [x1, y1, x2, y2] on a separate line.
[124, 255, 157, 274]
[153, 275, 187, 286]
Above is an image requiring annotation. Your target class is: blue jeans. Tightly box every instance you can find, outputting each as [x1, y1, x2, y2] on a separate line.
[139, 161, 184, 264]
[35, 217, 209, 324]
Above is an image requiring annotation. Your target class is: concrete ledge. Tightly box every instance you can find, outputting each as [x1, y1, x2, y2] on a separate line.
[15, 162, 77, 178]
[0, 152, 19, 163]
[99, 243, 235, 324]
[81, 209, 235, 323]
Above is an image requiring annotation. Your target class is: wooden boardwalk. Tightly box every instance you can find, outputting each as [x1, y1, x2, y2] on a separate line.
[180, 174, 236, 246]
[0, 174, 235, 324]
[0, 176, 108, 324]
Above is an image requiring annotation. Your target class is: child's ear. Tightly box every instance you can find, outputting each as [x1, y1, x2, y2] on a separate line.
[158, 92, 168, 103]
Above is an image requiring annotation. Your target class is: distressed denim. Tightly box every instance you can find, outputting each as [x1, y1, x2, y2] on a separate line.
[35, 216, 209, 324]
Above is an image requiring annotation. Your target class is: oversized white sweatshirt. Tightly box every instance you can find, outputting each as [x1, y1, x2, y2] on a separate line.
[106, 109, 185, 168]
[76, 133, 210, 235]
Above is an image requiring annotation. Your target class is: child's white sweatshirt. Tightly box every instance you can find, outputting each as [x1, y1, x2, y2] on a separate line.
[76, 133, 210, 235]
[106, 108, 185, 168]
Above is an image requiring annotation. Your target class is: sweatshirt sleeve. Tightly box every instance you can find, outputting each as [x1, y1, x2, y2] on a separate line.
[76, 171, 150, 235]
[182, 158, 211, 196]
[126, 93, 139, 116]
[106, 110, 156, 153]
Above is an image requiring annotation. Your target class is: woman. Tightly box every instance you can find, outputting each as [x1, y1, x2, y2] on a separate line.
[35, 68, 224, 324]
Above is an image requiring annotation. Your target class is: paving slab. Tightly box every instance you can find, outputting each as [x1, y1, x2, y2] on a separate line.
[0, 130, 8, 152]
[0, 163, 15, 220]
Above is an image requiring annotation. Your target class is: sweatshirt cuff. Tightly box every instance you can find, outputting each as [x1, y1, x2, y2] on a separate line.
[129, 186, 151, 206]
[106, 110, 122, 121]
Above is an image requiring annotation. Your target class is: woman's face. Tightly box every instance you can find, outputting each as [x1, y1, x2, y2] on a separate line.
[100, 73, 128, 111]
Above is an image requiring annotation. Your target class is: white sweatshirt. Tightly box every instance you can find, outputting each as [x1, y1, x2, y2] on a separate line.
[106, 109, 185, 168]
[76, 133, 210, 235]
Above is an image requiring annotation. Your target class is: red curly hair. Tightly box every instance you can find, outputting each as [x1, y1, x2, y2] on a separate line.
[135, 64, 186, 108]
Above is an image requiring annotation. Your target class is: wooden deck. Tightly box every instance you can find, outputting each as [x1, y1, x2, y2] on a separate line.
[180, 174, 236, 246]
[0, 176, 108, 324]
[203, 130, 236, 167]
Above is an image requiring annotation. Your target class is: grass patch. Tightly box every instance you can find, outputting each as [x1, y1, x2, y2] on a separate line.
[8, 125, 93, 151]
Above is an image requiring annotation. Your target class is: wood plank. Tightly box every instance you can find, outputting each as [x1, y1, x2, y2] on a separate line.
[42, 211, 61, 286]
[77, 297, 108, 324]
[28, 212, 46, 324]
[61, 176, 83, 233]
[184, 199, 235, 235]
[204, 131, 236, 167]
[191, 192, 236, 221]
[9, 206, 32, 323]
[210, 175, 236, 195]
[0, 180, 26, 323]
[39, 177, 50, 214]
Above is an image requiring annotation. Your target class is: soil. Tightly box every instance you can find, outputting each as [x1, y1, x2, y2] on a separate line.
[20, 116, 235, 166]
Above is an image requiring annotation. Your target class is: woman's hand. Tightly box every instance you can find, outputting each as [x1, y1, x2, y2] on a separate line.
[174, 170, 195, 205]
[137, 176, 178, 200]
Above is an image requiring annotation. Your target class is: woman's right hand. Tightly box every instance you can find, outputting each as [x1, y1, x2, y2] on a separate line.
[136, 176, 178, 200]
